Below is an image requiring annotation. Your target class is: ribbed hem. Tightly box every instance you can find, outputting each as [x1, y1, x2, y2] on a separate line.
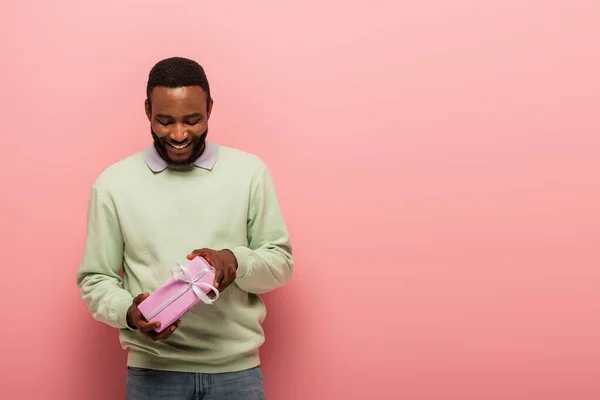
[127, 349, 260, 374]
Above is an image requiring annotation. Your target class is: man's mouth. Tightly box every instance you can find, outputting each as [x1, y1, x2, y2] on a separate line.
[167, 142, 192, 151]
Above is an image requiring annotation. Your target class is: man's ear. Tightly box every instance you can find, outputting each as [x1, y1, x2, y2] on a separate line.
[207, 98, 214, 120]
[145, 99, 152, 121]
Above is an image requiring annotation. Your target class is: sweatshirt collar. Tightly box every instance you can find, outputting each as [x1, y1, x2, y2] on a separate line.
[143, 141, 218, 172]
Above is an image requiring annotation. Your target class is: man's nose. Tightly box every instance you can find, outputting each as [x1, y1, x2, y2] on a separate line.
[169, 124, 188, 142]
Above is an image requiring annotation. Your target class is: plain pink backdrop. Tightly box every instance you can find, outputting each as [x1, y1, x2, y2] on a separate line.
[1, 1, 599, 399]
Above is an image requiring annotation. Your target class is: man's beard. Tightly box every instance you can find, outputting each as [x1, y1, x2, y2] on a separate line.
[151, 128, 208, 169]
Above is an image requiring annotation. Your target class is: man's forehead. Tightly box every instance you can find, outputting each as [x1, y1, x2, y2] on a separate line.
[150, 86, 208, 111]
[151, 86, 207, 101]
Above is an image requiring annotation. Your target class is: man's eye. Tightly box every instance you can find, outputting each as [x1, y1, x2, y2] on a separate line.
[186, 119, 201, 125]
[158, 120, 171, 126]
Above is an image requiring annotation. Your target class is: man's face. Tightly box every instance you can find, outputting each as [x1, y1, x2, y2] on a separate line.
[145, 86, 212, 166]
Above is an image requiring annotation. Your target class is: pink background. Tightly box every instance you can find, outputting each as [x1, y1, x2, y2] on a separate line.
[1, 1, 599, 399]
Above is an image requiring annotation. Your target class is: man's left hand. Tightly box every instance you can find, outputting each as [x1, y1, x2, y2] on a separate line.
[187, 248, 238, 294]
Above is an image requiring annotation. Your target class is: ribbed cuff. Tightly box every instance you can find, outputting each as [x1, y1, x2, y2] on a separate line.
[232, 246, 253, 280]
[115, 298, 135, 330]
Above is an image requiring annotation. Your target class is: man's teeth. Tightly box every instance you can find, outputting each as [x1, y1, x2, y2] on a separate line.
[170, 143, 189, 150]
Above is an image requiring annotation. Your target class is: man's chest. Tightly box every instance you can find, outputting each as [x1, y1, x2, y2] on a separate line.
[113, 178, 251, 253]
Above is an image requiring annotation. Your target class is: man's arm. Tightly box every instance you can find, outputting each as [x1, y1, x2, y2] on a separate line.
[231, 165, 293, 294]
[76, 185, 134, 330]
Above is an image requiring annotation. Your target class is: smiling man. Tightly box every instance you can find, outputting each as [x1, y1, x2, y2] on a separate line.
[76, 57, 293, 400]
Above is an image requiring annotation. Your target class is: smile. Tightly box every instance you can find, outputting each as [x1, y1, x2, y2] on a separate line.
[168, 142, 191, 150]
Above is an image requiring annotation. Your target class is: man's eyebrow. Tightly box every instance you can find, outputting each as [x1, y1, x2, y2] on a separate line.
[155, 113, 202, 119]
[183, 113, 202, 119]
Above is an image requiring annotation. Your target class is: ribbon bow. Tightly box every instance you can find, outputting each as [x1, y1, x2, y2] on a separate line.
[171, 262, 220, 305]
[144, 263, 220, 321]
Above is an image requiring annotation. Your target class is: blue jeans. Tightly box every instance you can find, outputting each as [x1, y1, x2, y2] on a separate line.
[126, 366, 265, 400]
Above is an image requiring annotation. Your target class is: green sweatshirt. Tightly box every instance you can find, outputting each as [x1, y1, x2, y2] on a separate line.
[76, 141, 293, 373]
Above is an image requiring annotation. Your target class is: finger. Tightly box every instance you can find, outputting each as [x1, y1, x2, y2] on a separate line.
[218, 270, 230, 293]
[139, 321, 161, 333]
[154, 323, 178, 340]
[213, 268, 224, 289]
[129, 294, 153, 330]
[218, 257, 234, 291]
[225, 260, 236, 289]
[220, 254, 228, 286]
[132, 293, 150, 306]
[187, 248, 208, 260]
[135, 314, 161, 332]
[219, 250, 235, 291]
[188, 253, 213, 265]
[146, 320, 181, 341]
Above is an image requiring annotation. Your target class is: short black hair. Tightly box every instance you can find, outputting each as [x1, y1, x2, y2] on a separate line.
[146, 57, 211, 110]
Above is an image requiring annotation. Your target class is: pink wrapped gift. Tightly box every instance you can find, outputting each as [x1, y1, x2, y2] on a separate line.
[138, 256, 220, 332]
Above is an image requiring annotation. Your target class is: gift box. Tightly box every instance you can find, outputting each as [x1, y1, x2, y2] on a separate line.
[138, 256, 220, 333]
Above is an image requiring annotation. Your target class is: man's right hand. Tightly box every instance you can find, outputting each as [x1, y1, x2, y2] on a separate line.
[126, 293, 181, 341]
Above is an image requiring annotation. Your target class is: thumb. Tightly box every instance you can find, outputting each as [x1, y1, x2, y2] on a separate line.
[133, 293, 149, 306]
[187, 248, 209, 260]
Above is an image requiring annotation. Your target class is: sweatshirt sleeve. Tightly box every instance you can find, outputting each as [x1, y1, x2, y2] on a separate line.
[76, 185, 134, 330]
[232, 165, 293, 294]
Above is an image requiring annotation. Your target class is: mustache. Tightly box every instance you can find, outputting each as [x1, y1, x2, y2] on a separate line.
[151, 128, 208, 165]
[151, 129, 207, 145]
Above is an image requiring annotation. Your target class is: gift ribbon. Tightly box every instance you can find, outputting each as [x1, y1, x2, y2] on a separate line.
[145, 262, 220, 320]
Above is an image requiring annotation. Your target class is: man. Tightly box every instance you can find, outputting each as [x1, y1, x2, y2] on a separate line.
[76, 57, 293, 400]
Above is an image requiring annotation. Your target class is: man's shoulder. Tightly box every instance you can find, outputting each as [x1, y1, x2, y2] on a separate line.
[93, 151, 146, 192]
[216, 144, 268, 172]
